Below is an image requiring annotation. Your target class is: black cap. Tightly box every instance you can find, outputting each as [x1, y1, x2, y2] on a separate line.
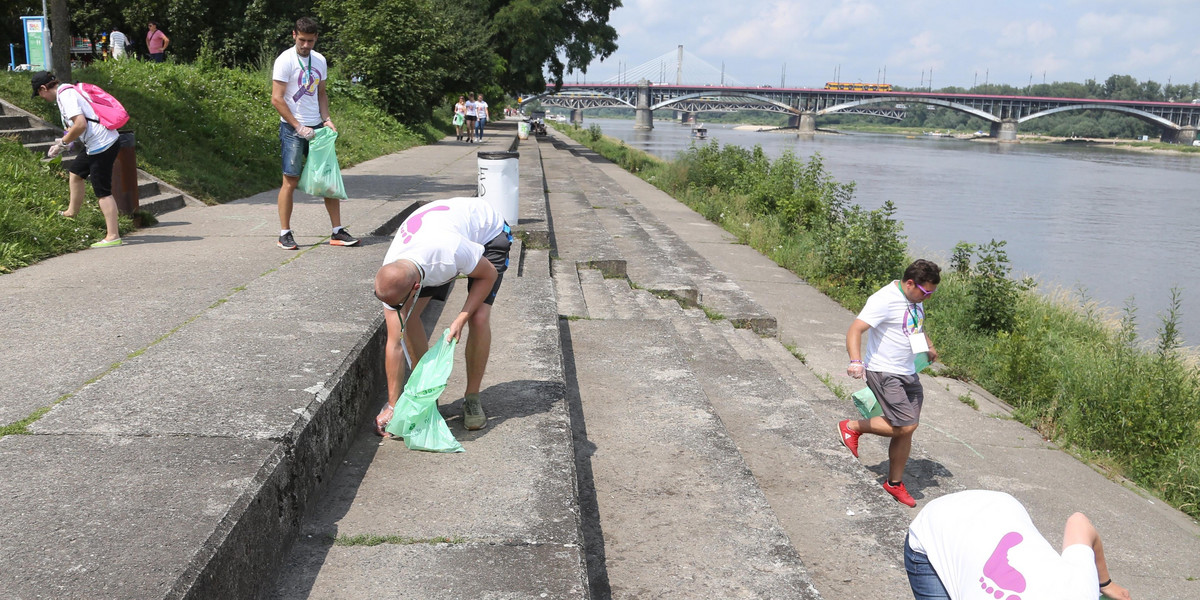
[31, 71, 56, 98]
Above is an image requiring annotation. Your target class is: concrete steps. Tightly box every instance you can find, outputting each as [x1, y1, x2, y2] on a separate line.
[540, 128, 929, 598]
[0, 97, 193, 216]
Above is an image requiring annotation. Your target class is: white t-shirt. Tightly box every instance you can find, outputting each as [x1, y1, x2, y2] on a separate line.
[908, 490, 1100, 600]
[465, 100, 477, 117]
[272, 47, 327, 126]
[382, 198, 506, 291]
[56, 86, 119, 154]
[856, 281, 924, 374]
[110, 31, 128, 57]
[476, 100, 488, 120]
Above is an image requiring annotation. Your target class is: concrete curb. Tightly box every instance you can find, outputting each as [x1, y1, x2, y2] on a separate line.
[172, 320, 386, 598]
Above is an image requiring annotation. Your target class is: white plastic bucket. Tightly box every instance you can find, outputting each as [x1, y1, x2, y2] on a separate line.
[518, 121, 530, 140]
[477, 151, 519, 225]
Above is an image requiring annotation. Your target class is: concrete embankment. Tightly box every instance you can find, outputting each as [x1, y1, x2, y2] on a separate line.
[0, 131, 510, 598]
[270, 127, 1199, 600]
[4, 120, 1198, 599]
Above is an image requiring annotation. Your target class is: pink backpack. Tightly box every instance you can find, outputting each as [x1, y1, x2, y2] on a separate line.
[61, 82, 130, 130]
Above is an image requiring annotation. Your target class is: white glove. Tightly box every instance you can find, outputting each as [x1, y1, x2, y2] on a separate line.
[847, 361, 865, 379]
[46, 140, 65, 158]
[296, 125, 315, 140]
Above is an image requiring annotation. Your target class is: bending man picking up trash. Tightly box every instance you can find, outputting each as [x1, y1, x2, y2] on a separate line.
[839, 259, 941, 507]
[373, 198, 512, 434]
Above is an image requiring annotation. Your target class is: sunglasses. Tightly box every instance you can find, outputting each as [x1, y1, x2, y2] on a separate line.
[915, 282, 935, 297]
[375, 281, 421, 333]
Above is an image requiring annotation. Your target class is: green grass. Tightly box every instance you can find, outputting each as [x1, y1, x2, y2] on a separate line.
[0, 60, 448, 272]
[557, 121, 1200, 520]
[334, 534, 465, 547]
[0, 138, 134, 273]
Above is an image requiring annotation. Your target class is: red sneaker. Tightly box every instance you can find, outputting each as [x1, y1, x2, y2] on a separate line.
[883, 480, 917, 507]
[838, 419, 861, 458]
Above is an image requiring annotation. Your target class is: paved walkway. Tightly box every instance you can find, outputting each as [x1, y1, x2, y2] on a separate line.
[3, 121, 1197, 599]
[0, 131, 511, 598]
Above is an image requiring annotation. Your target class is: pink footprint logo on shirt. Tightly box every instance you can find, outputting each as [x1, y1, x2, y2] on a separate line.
[399, 205, 450, 244]
[979, 532, 1026, 600]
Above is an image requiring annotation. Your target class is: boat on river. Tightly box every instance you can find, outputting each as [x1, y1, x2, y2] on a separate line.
[692, 126, 708, 140]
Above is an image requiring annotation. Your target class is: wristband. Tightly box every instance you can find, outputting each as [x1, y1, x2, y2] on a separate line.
[1099, 579, 1111, 588]
[849, 360, 862, 364]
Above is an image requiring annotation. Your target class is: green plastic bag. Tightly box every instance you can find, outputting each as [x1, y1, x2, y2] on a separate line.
[298, 127, 347, 200]
[851, 352, 933, 420]
[385, 329, 464, 453]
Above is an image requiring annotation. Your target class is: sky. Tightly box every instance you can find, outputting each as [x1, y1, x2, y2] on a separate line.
[582, 0, 1200, 89]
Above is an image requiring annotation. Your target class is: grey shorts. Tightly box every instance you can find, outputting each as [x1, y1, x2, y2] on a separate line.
[865, 371, 924, 427]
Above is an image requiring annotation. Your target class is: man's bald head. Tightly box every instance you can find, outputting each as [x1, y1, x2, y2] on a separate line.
[375, 259, 421, 307]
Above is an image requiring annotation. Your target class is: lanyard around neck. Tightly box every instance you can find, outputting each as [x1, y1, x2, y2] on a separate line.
[296, 52, 313, 83]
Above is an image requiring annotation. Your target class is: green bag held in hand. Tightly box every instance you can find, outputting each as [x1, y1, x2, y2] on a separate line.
[298, 127, 347, 200]
[851, 352, 933, 420]
[385, 329, 464, 453]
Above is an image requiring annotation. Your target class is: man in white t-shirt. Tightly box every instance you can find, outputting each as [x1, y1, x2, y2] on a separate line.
[270, 17, 358, 250]
[905, 490, 1131, 600]
[32, 71, 123, 248]
[839, 259, 941, 507]
[109, 27, 129, 59]
[373, 198, 512, 434]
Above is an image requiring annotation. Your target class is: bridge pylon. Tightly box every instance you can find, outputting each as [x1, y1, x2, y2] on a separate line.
[991, 119, 1019, 142]
[635, 79, 654, 130]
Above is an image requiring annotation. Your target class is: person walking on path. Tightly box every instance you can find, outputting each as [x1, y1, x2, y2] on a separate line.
[905, 489, 1132, 600]
[463, 94, 477, 143]
[474, 93, 489, 142]
[838, 258, 941, 507]
[270, 17, 358, 250]
[108, 27, 129, 59]
[453, 95, 467, 141]
[372, 197, 512, 434]
[32, 71, 123, 248]
[146, 21, 169, 62]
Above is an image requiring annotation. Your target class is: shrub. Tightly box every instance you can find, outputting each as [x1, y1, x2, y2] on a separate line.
[970, 239, 1019, 333]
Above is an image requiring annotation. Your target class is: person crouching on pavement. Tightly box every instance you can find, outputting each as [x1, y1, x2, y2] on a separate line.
[839, 259, 941, 507]
[32, 71, 123, 248]
[905, 490, 1132, 600]
[373, 197, 512, 434]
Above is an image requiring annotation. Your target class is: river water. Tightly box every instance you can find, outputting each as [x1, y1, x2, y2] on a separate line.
[583, 117, 1200, 347]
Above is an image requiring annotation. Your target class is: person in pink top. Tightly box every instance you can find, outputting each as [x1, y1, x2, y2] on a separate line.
[146, 21, 169, 63]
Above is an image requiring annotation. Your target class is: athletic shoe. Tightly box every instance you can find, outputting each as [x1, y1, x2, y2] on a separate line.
[329, 228, 359, 246]
[90, 238, 122, 248]
[463, 395, 486, 430]
[838, 419, 861, 458]
[277, 231, 298, 250]
[883, 480, 917, 507]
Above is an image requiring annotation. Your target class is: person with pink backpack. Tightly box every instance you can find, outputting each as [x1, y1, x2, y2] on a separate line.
[31, 71, 126, 248]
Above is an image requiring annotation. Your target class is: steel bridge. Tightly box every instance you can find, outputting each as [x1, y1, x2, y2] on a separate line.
[524, 82, 1200, 143]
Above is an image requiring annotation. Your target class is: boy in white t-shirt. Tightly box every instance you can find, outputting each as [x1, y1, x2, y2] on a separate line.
[840, 259, 941, 507]
[373, 198, 512, 433]
[270, 17, 358, 250]
[32, 71, 123, 248]
[905, 490, 1131, 600]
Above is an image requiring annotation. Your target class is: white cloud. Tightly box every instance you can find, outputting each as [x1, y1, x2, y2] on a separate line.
[1076, 12, 1173, 40]
[817, 1, 882, 35]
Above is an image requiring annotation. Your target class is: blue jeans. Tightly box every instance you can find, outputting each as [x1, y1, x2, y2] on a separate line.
[279, 121, 324, 176]
[905, 534, 951, 600]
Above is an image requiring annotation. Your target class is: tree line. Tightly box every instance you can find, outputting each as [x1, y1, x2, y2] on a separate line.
[4, 0, 620, 124]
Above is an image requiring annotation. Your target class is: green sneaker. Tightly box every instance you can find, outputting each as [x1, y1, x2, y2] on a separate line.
[90, 238, 122, 248]
[463, 394, 486, 430]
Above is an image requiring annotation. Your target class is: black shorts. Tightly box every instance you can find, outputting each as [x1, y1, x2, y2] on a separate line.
[67, 142, 121, 198]
[419, 224, 512, 306]
[465, 115, 477, 123]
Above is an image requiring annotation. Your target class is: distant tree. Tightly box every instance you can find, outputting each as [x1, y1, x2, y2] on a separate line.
[317, 0, 495, 123]
[487, 0, 620, 92]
